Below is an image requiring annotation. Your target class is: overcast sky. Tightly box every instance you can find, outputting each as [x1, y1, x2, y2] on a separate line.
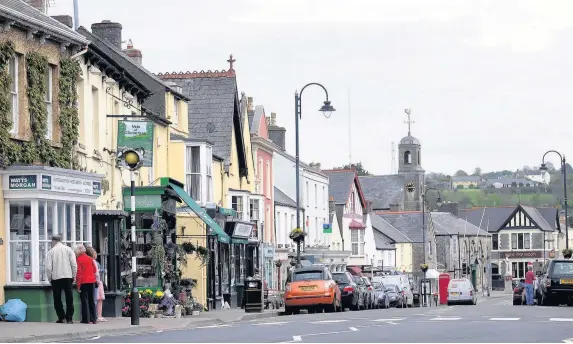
[50, 0, 573, 176]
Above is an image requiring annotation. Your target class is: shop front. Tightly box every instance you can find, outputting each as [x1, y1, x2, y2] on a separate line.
[224, 221, 255, 308]
[0, 166, 103, 322]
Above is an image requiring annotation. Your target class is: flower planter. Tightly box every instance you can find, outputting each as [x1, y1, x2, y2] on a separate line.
[565, 254, 572, 259]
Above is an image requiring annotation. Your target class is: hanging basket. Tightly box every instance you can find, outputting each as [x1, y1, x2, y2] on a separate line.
[563, 249, 572, 259]
[420, 264, 429, 272]
[289, 228, 306, 243]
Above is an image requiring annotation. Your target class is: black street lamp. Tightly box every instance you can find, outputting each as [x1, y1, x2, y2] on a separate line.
[294, 83, 335, 267]
[421, 187, 442, 307]
[540, 150, 568, 249]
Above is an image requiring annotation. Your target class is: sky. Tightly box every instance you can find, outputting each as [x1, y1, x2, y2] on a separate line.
[49, 0, 573, 176]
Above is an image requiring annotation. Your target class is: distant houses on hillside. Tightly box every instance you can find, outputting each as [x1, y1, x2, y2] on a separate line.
[450, 173, 549, 190]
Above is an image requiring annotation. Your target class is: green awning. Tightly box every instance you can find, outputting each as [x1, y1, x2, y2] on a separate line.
[168, 182, 230, 244]
[219, 207, 237, 217]
[232, 238, 249, 244]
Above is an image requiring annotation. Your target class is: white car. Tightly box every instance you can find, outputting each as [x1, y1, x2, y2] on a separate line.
[447, 278, 477, 305]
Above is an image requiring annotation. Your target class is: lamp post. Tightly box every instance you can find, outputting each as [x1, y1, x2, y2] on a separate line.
[294, 83, 335, 267]
[119, 148, 143, 325]
[421, 187, 442, 307]
[540, 150, 568, 249]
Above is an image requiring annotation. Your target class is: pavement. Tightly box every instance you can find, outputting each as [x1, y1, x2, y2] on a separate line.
[0, 309, 283, 343]
[69, 294, 573, 343]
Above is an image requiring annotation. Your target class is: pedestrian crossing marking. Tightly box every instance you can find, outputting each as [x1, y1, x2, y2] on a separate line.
[311, 319, 348, 324]
[489, 318, 520, 321]
[371, 318, 405, 322]
[551, 318, 573, 322]
[255, 321, 290, 326]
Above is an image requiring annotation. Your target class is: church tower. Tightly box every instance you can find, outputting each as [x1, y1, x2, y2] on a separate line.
[398, 109, 425, 211]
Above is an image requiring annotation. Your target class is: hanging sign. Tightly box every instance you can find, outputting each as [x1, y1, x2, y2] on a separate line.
[117, 120, 154, 167]
[232, 222, 253, 238]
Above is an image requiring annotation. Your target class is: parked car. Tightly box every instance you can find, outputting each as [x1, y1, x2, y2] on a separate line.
[332, 271, 364, 311]
[352, 276, 372, 309]
[539, 259, 573, 306]
[361, 276, 377, 309]
[385, 284, 405, 307]
[284, 266, 343, 314]
[447, 278, 477, 305]
[373, 282, 390, 308]
[374, 275, 414, 307]
[513, 279, 526, 305]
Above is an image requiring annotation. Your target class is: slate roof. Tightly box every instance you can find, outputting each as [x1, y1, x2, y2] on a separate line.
[274, 187, 296, 208]
[430, 212, 490, 237]
[458, 206, 559, 232]
[377, 212, 427, 243]
[250, 105, 264, 134]
[451, 176, 482, 182]
[484, 178, 537, 186]
[373, 229, 395, 250]
[322, 170, 356, 205]
[1, 0, 88, 45]
[371, 215, 413, 243]
[359, 175, 405, 210]
[156, 74, 238, 164]
[78, 26, 188, 120]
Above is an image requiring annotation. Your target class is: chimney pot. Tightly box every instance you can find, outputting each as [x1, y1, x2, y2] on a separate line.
[91, 21, 123, 49]
[270, 112, 277, 125]
[247, 97, 254, 111]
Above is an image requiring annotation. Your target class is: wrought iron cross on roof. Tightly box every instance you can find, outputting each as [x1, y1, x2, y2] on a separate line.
[404, 108, 414, 136]
[227, 54, 236, 70]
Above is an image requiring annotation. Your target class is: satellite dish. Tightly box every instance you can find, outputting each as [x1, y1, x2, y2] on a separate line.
[206, 123, 216, 133]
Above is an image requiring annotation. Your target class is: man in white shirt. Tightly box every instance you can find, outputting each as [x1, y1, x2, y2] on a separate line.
[46, 235, 77, 323]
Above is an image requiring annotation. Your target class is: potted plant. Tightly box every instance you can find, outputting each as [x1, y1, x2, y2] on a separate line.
[420, 263, 429, 272]
[181, 242, 196, 254]
[563, 248, 572, 259]
[288, 228, 306, 242]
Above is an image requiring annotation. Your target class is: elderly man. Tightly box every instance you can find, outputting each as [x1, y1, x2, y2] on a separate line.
[525, 264, 536, 305]
[46, 235, 77, 324]
[75, 244, 97, 324]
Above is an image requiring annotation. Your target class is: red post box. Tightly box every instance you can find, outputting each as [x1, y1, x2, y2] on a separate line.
[439, 273, 451, 305]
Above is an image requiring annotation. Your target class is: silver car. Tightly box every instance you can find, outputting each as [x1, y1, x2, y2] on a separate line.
[447, 278, 477, 305]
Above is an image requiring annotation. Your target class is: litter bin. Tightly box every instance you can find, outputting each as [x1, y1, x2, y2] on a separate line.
[244, 278, 263, 313]
[236, 283, 244, 309]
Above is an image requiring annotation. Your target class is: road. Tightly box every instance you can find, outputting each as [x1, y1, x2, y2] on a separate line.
[83, 297, 573, 343]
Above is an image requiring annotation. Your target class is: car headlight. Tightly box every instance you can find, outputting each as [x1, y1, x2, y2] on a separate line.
[286, 284, 291, 292]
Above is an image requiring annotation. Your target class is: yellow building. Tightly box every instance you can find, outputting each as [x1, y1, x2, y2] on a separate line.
[451, 176, 482, 189]
[158, 58, 265, 310]
[0, 4, 96, 320]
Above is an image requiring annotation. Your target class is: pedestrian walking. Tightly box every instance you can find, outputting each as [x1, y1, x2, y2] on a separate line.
[525, 265, 536, 305]
[75, 244, 97, 324]
[46, 235, 77, 324]
[86, 247, 106, 322]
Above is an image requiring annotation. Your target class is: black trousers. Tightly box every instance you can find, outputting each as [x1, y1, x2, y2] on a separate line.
[51, 278, 74, 321]
[79, 283, 97, 323]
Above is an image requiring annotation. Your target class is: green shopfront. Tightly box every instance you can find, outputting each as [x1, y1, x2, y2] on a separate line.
[0, 166, 103, 322]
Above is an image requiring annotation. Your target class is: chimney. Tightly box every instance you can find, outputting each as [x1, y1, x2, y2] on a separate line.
[247, 97, 254, 111]
[329, 196, 335, 213]
[389, 204, 401, 212]
[270, 112, 277, 125]
[122, 39, 142, 65]
[23, 0, 47, 13]
[267, 125, 286, 151]
[316, 163, 321, 170]
[91, 20, 122, 49]
[51, 15, 73, 28]
[439, 202, 459, 217]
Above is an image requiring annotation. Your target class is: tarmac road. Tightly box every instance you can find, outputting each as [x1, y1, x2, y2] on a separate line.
[81, 296, 573, 343]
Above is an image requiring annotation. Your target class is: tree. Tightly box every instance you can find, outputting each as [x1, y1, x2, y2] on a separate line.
[338, 162, 372, 176]
[472, 167, 482, 176]
[455, 170, 468, 177]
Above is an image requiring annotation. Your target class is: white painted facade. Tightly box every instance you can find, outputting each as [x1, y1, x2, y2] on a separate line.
[375, 248, 397, 270]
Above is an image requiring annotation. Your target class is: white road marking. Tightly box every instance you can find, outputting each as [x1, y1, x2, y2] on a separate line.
[87, 336, 100, 341]
[386, 322, 398, 325]
[430, 317, 462, 321]
[156, 330, 163, 333]
[562, 338, 573, 343]
[311, 319, 348, 324]
[551, 318, 573, 322]
[349, 327, 359, 332]
[293, 335, 302, 342]
[371, 318, 405, 322]
[255, 321, 290, 326]
[489, 318, 520, 321]
[196, 324, 232, 329]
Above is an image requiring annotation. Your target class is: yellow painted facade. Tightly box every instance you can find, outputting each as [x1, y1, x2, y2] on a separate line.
[396, 243, 414, 273]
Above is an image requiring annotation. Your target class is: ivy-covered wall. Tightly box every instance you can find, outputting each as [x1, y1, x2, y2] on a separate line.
[0, 40, 81, 169]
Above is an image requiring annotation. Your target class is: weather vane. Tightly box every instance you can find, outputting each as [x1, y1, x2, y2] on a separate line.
[404, 109, 414, 135]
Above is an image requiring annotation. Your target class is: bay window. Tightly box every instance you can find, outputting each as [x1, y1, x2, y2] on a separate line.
[9, 55, 18, 134]
[184, 144, 213, 204]
[232, 196, 244, 220]
[351, 229, 365, 256]
[8, 200, 92, 283]
[249, 199, 260, 221]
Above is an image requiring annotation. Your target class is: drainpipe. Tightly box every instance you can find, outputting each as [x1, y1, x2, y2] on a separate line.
[220, 164, 225, 206]
[457, 234, 461, 278]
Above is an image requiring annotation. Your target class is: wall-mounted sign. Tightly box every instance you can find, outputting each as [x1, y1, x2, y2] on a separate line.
[123, 195, 163, 211]
[501, 251, 542, 259]
[50, 175, 93, 195]
[93, 182, 102, 195]
[9, 175, 37, 189]
[323, 223, 332, 234]
[42, 175, 51, 190]
[232, 222, 253, 238]
[263, 247, 275, 258]
[117, 120, 154, 167]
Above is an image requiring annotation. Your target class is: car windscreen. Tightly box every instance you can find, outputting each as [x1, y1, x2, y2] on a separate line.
[384, 284, 397, 292]
[552, 262, 573, 275]
[353, 276, 364, 285]
[332, 273, 349, 285]
[373, 282, 384, 290]
[293, 271, 324, 281]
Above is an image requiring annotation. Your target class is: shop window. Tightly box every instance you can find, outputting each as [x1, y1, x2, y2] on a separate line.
[9, 201, 32, 283]
[512, 261, 527, 279]
[39, 201, 55, 282]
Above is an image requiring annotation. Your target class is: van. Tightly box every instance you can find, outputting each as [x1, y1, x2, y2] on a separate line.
[373, 275, 413, 307]
[447, 278, 477, 305]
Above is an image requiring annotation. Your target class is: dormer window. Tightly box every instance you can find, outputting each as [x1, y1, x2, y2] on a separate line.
[404, 151, 412, 164]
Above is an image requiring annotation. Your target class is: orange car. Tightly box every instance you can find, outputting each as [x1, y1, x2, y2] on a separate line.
[284, 266, 342, 314]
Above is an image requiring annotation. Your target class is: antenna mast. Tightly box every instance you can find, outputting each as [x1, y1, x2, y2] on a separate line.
[391, 141, 396, 174]
[348, 87, 352, 165]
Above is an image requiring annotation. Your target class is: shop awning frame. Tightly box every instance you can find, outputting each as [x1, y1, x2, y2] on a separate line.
[161, 177, 230, 244]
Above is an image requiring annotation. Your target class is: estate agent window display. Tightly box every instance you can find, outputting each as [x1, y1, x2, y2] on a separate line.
[7, 200, 93, 284]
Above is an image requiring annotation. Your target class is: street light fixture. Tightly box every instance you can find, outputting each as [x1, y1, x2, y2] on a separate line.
[294, 83, 335, 267]
[421, 187, 442, 307]
[119, 148, 144, 325]
[540, 150, 568, 249]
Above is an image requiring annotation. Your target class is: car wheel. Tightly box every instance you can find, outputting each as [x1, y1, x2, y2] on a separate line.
[513, 298, 520, 306]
